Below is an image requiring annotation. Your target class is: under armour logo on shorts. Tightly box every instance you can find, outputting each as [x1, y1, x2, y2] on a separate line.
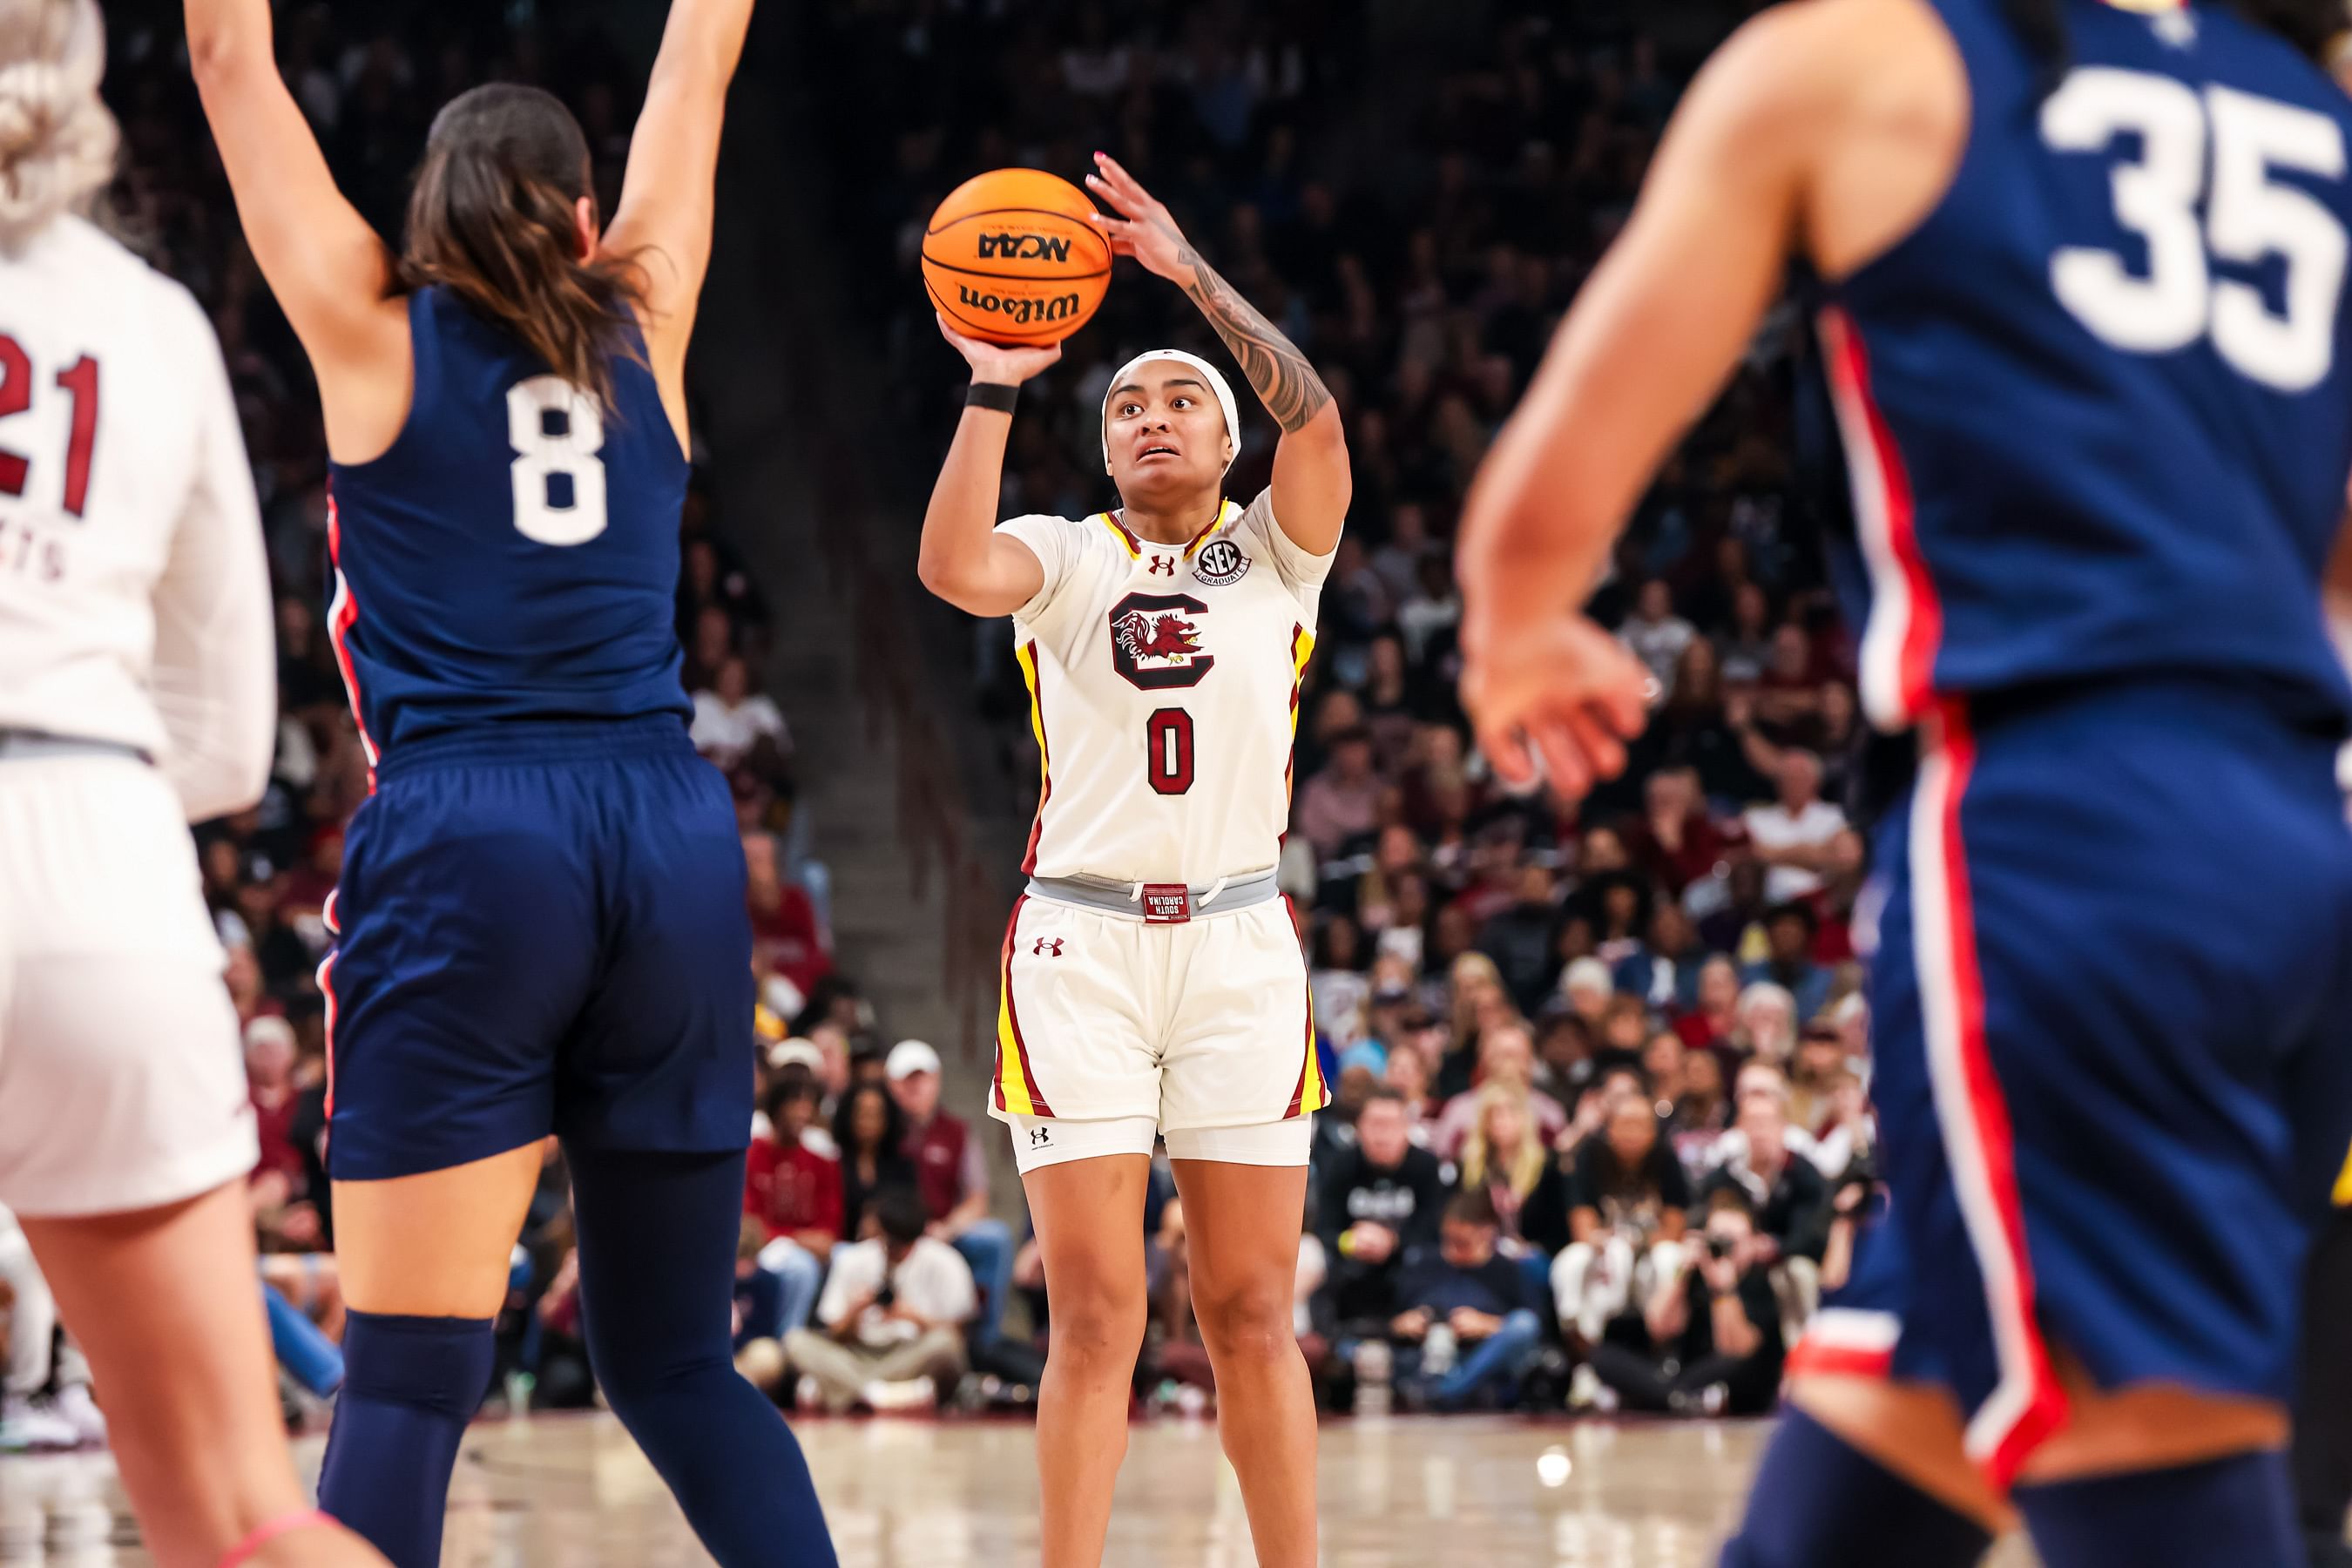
[1033, 937, 1065, 956]
[1030, 1126, 1051, 1147]
[1147, 554, 1175, 576]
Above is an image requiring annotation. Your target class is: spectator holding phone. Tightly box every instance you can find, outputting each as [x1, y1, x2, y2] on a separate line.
[783, 1186, 974, 1414]
[1585, 1188, 1786, 1415]
[1385, 1192, 1544, 1411]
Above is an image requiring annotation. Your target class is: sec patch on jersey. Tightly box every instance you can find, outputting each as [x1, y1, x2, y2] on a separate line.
[1192, 538, 1252, 587]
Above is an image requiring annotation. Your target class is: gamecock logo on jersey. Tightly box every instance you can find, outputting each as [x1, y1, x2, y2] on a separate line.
[1192, 539, 1251, 588]
[1109, 592, 1216, 691]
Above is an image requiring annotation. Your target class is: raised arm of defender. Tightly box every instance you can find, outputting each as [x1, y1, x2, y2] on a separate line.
[1455, 0, 1959, 801]
[603, 0, 758, 407]
[1087, 152, 1350, 553]
[184, 0, 402, 455]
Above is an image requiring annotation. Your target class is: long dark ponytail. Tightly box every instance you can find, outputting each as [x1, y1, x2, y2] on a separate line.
[399, 84, 645, 409]
[2004, 0, 2347, 72]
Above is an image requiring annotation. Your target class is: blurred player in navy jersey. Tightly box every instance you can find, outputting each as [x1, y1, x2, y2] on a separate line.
[184, 0, 835, 1564]
[1459, 1, 2352, 1565]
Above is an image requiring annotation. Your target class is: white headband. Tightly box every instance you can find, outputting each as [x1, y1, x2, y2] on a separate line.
[1101, 349, 1241, 475]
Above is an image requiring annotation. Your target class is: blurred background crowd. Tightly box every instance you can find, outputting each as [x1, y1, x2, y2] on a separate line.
[7, 0, 1868, 1443]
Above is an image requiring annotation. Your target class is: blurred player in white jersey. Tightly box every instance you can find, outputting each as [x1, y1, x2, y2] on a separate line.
[919, 152, 1348, 1568]
[0, 3, 382, 1563]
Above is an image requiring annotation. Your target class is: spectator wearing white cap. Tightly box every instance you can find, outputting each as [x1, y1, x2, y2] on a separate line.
[1560, 956, 1616, 1025]
[887, 1040, 1014, 1348]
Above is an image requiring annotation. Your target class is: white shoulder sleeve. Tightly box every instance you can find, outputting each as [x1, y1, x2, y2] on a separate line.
[1237, 486, 1336, 603]
[150, 289, 275, 823]
[994, 512, 1096, 625]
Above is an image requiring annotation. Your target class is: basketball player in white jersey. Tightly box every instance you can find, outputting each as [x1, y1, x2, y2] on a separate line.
[0, 3, 383, 1563]
[918, 152, 1348, 1568]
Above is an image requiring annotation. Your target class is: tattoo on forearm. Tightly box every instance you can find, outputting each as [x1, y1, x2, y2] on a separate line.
[1164, 226, 1332, 434]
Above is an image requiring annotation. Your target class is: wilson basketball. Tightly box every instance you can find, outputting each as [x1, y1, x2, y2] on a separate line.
[923, 169, 1112, 346]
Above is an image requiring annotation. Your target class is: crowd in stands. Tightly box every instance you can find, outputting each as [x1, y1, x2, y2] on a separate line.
[803, 0, 1883, 1416]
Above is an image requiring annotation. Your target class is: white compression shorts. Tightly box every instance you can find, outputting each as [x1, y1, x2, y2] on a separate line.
[1004, 1112, 1311, 1175]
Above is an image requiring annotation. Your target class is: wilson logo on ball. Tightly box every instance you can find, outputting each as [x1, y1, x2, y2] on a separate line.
[977, 233, 1073, 263]
[956, 286, 1083, 328]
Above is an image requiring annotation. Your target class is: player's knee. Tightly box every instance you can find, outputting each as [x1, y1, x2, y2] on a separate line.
[1044, 1284, 1146, 1375]
[1191, 1275, 1296, 1366]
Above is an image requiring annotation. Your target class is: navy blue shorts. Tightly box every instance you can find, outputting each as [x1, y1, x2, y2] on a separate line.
[322, 717, 756, 1181]
[1850, 683, 2352, 1488]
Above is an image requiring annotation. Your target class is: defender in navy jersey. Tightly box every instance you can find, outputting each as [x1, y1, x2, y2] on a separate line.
[1459, 1, 2352, 1565]
[187, 1, 835, 1565]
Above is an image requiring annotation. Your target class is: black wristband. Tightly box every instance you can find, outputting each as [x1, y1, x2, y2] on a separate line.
[966, 382, 1019, 414]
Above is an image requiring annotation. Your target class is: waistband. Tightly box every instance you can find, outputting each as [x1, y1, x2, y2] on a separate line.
[373, 713, 694, 779]
[0, 730, 152, 767]
[1025, 868, 1281, 923]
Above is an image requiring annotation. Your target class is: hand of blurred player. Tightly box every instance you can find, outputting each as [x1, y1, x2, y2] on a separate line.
[1460, 611, 1652, 805]
[1085, 152, 1199, 284]
[936, 314, 1063, 386]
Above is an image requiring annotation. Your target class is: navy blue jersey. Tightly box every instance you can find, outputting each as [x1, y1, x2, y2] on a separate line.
[1820, 0, 2352, 733]
[325, 287, 690, 760]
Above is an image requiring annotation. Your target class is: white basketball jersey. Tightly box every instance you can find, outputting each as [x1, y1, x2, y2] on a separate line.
[998, 489, 1328, 886]
[0, 217, 274, 820]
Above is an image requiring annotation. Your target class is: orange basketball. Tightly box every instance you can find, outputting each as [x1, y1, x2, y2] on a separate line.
[923, 168, 1112, 347]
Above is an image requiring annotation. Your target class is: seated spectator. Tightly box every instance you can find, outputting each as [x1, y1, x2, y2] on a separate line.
[1700, 1092, 1833, 1325]
[1384, 1191, 1544, 1411]
[1695, 858, 1774, 961]
[1550, 1094, 1692, 1346]
[1477, 862, 1561, 1017]
[1627, 767, 1732, 898]
[1705, 1062, 1826, 1173]
[886, 1040, 1016, 1348]
[1808, 1068, 1876, 1183]
[733, 1219, 788, 1397]
[1667, 1047, 1734, 1171]
[746, 1076, 841, 1338]
[1741, 749, 1847, 905]
[1310, 916, 1374, 1048]
[1640, 1031, 1687, 1116]
[784, 1186, 975, 1414]
[1379, 1040, 1438, 1144]
[1729, 980, 1797, 1067]
[1456, 1084, 1551, 1242]
[1675, 954, 1741, 1051]
[1740, 903, 1832, 1023]
[691, 653, 792, 772]
[1619, 578, 1695, 693]
[745, 829, 831, 997]
[834, 1082, 917, 1242]
[1557, 955, 1614, 1029]
[1296, 727, 1382, 857]
[1430, 1024, 1565, 1159]
[246, 1016, 306, 1189]
[1786, 1020, 1849, 1138]
[1315, 1089, 1448, 1333]
[1584, 1187, 1786, 1416]
[1592, 994, 1652, 1077]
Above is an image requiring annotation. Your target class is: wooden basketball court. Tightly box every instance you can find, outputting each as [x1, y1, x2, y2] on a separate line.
[0, 1413, 2052, 1565]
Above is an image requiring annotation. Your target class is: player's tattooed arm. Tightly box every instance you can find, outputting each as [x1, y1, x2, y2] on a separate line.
[1173, 247, 1333, 435]
[1088, 150, 1349, 552]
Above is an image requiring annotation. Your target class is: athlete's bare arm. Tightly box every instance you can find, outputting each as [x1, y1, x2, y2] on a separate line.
[603, 0, 758, 427]
[184, 0, 405, 458]
[1455, 0, 1963, 801]
[916, 322, 1056, 618]
[1088, 153, 1351, 554]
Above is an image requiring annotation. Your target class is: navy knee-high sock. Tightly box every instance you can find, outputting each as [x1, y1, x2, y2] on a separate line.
[2017, 1450, 2301, 1568]
[315, 1308, 497, 1568]
[569, 1146, 838, 1568]
[1719, 1407, 1995, 1568]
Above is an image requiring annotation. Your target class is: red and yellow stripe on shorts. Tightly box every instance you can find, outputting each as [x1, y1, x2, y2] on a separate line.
[994, 893, 1054, 1117]
[1282, 894, 1329, 1119]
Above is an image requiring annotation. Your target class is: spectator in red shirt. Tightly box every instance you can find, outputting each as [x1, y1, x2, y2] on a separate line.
[746, 1075, 841, 1338]
[1626, 767, 1731, 896]
[887, 1040, 1014, 1348]
[246, 1017, 305, 1189]
[1675, 956, 1741, 1051]
[744, 828, 831, 997]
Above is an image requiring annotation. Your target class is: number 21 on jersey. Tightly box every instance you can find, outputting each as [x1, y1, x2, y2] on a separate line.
[2044, 70, 2349, 392]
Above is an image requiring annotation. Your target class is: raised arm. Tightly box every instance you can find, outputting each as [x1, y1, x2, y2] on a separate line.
[916, 321, 1058, 618]
[1087, 153, 1349, 555]
[184, 0, 394, 383]
[603, 0, 757, 373]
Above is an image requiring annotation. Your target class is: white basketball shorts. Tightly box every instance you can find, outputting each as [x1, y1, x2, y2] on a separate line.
[0, 755, 258, 1217]
[986, 889, 1329, 1170]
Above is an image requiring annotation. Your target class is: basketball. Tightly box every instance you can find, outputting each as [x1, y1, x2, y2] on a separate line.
[922, 168, 1111, 346]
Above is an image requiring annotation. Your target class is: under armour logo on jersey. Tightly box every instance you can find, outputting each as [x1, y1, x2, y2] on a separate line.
[1032, 937, 1065, 957]
[1147, 554, 1176, 576]
[1030, 1126, 1052, 1147]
